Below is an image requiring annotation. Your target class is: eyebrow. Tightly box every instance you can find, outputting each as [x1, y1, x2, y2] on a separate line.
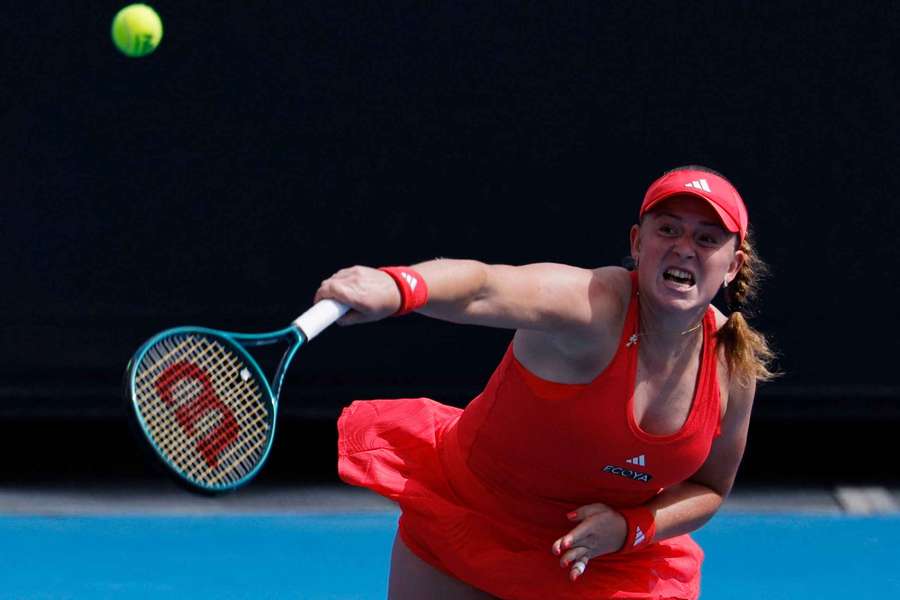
[655, 211, 724, 229]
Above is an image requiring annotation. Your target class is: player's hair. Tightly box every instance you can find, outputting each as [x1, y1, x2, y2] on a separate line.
[660, 165, 779, 386]
[664, 164, 728, 179]
[717, 229, 779, 386]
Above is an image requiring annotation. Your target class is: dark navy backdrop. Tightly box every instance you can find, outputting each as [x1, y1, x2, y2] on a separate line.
[2, 2, 899, 427]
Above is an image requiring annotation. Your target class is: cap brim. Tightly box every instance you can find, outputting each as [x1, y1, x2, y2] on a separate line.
[645, 191, 740, 234]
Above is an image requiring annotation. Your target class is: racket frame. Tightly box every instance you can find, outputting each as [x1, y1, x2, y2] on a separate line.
[125, 324, 306, 493]
[125, 299, 347, 493]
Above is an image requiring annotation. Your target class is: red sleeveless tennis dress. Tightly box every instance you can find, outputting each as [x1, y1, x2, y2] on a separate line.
[338, 272, 722, 599]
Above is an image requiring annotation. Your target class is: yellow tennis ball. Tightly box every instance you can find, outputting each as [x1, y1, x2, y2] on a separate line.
[111, 4, 163, 57]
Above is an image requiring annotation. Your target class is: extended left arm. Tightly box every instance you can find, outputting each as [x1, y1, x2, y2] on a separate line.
[553, 377, 757, 580]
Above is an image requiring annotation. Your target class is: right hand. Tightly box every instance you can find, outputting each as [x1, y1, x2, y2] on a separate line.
[313, 266, 402, 325]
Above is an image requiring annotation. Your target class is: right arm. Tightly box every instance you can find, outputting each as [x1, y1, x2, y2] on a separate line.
[313, 258, 627, 334]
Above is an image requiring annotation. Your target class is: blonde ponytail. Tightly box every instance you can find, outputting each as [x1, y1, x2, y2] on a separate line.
[716, 230, 779, 386]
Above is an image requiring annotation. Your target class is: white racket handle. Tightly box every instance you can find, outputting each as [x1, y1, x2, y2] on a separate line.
[293, 299, 350, 341]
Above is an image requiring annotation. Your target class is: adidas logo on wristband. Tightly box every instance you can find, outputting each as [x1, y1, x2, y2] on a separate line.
[634, 526, 646, 546]
[378, 266, 429, 316]
[400, 272, 418, 291]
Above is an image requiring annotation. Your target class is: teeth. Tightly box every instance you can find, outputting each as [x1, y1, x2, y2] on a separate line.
[664, 267, 695, 285]
[665, 268, 693, 279]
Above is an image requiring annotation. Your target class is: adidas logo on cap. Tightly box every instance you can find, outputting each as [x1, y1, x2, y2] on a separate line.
[684, 179, 711, 192]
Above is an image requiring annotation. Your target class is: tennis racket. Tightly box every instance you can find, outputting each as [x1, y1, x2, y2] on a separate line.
[124, 299, 349, 493]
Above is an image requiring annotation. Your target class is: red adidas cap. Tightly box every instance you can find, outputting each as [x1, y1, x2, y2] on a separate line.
[640, 169, 749, 243]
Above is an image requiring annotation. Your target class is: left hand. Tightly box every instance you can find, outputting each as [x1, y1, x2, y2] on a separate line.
[551, 503, 628, 581]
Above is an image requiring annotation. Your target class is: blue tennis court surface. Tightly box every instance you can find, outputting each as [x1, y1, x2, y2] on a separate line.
[1, 511, 897, 599]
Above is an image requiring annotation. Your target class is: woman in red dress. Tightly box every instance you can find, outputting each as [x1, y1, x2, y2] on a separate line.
[316, 166, 776, 599]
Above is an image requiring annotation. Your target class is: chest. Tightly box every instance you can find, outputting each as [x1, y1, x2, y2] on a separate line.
[459, 348, 723, 505]
[632, 352, 702, 436]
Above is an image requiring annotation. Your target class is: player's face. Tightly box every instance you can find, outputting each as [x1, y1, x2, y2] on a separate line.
[630, 196, 744, 312]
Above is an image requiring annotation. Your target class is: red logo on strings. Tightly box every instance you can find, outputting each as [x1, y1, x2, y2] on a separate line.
[154, 361, 240, 469]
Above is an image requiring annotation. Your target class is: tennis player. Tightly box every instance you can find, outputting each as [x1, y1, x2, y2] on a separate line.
[317, 166, 776, 599]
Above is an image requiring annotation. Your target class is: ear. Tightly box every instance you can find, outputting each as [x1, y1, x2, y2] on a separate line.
[629, 224, 641, 262]
[725, 245, 746, 285]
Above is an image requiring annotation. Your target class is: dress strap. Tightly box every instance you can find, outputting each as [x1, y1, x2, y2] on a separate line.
[701, 306, 724, 438]
[621, 271, 640, 349]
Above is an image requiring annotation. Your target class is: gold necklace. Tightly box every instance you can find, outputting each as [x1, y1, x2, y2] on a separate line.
[625, 320, 702, 348]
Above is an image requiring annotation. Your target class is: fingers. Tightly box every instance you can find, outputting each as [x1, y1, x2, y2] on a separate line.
[551, 525, 588, 555]
[312, 266, 401, 323]
[551, 538, 592, 581]
[570, 557, 588, 581]
[556, 546, 591, 582]
[314, 271, 356, 305]
[551, 503, 619, 582]
[566, 502, 611, 522]
[560, 545, 590, 568]
[551, 532, 584, 558]
[551, 539, 560, 556]
[554, 503, 616, 554]
[557, 518, 597, 551]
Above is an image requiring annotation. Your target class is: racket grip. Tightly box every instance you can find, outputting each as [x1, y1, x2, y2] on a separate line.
[294, 300, 350, 341]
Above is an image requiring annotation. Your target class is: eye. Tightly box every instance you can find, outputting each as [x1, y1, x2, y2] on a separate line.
[658, 224, 678, 236]
[697, 232, 723, 246]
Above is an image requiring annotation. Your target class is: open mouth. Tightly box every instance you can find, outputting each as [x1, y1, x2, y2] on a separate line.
[662, 267, 695, 287]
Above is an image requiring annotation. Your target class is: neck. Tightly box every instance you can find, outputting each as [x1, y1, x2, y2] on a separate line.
[637, 301, 706, 347]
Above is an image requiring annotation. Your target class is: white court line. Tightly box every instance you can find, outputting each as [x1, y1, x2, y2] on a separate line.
[834, 486, 900, 515]
[0, 485, 397, 516]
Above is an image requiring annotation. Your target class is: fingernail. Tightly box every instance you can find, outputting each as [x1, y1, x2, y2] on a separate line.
[567, 511, 577, 519]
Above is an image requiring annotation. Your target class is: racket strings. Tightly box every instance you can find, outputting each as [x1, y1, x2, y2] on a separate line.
[133, 334, 272, 487]
[143, 338, 269, 480]
[137, 337, 269, 484]
[138, 341, 265, 483]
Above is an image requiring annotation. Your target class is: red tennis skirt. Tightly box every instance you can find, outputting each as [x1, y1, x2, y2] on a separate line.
[338, 397, 703, 599]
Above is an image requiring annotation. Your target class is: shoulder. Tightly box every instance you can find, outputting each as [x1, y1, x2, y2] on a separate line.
[710, 304, 731, 421]
[514, 263, 631, 331]
[552, 266, 631, 347]
[586, 266, 632, 331]
[512, 266, 632, 378]
[513, 265, 630, 341]
[582, 266, 632, 306]
[515, 262, 629, 298]
[711, 304, 729, 373]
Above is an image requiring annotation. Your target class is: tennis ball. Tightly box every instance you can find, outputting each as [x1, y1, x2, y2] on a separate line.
[111, 4, 163, 57]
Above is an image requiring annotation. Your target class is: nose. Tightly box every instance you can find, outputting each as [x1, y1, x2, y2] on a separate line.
[672, 234, 695, 259]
